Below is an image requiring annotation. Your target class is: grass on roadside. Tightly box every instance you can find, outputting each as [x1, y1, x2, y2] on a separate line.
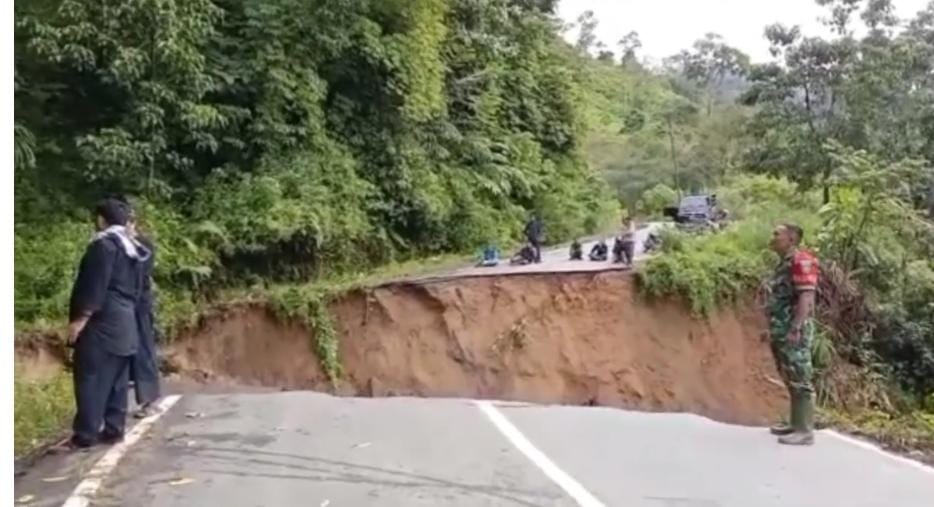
[636, 201, 820, 315]
[820, 406, 934, 465]
[14, 368, 73, 458]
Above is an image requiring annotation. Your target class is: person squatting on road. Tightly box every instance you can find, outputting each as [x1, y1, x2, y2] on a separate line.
[66, 198, 152, 448]
[765, 223, 819, 446]
[128, 210, 162, 418]
[523, 214, 544, 264]
[589, 239, 608, 261]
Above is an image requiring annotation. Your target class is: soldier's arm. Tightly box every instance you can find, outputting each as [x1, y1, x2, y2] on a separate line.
[790, 253, 819, 339]
[792, 291, 815, 332]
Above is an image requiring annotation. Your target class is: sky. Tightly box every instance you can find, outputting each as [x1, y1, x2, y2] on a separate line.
[558, 0, 932, 63]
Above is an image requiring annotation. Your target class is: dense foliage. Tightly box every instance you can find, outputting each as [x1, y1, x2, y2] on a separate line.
[14, 0, 616, 332]
[13, 0, 934, 457]
[572, 24, 753, 211]
[633, 0, 934, 401]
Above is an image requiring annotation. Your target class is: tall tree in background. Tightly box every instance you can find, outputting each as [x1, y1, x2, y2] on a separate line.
[575, 10, 598, 54]
[666, 33, 750, 116]
[617, 31, 642, 67]
[743, 0, 934, 204]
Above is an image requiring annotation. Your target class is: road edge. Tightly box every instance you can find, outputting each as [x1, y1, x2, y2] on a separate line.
[61, 395, 181, 507]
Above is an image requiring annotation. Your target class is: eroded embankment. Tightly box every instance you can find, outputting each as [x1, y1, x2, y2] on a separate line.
[165, 271, 787, 425]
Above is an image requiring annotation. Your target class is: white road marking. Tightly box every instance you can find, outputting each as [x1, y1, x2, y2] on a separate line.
[475, 400, 606, 507]
[823, 429, 934, 476]
[61, 395, 181, 507]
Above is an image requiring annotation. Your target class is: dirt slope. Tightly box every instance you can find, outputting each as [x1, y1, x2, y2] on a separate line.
[167, 271, 787, 425]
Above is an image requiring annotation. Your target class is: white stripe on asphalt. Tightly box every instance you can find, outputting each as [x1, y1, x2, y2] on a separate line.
[475, 400, 606, 507]
[823, 430, 934, 476]
[62, 395, 181, 507]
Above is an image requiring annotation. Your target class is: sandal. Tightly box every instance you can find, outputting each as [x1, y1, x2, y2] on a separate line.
[133, 403, 158, 419]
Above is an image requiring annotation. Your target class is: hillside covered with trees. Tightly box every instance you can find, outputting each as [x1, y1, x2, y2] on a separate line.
[13, 0, 934, 458]
[14, 0, 616, 333]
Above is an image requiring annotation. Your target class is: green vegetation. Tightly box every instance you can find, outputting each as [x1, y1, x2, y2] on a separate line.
[13, 0, 934, 459]
[269, 286, 341, 383]
[638, 176, 819, 315]
[14, 0, 616, 340]
[821, 407, 934, 464]
[14, 369, 73, 457]
[595, 0, 933, 452]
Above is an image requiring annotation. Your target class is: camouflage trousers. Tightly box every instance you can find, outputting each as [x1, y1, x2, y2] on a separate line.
[768, 317, 815, 396]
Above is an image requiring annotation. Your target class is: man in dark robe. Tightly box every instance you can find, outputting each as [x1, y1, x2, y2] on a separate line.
[524, 215, 544, 263]
[67, 198, 150, 448]
[128, 213, 161, 418]
[569, 239, 583, 260]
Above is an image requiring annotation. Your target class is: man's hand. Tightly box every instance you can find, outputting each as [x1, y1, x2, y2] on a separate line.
[68, 317, 89, 344]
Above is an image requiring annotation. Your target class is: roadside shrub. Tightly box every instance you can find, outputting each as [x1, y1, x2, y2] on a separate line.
[14, 221, 88, 328]
[14, 369, 73, 457]
[638, 195, 818, 315]
[637, 183, 678, 217]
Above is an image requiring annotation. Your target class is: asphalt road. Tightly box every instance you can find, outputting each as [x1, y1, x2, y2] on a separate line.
[424, 223, 664, 281]
[13, 221, 934, 506]
[39, 392, 934, 507]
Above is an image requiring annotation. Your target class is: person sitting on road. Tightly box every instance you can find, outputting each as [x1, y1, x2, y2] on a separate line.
[569, 239, 583, 260]
[644, 231, 662, 253]
[589, 239, 608, 261]
[510, 243, 537, 265]
[477, 245, 500, 267]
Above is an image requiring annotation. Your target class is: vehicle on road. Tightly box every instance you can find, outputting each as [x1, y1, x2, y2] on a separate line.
[664, 194, 723, 233]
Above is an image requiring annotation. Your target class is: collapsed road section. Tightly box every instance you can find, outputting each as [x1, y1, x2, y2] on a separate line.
[166, 270, 787, 426]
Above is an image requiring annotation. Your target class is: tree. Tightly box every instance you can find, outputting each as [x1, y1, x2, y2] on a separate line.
[666, 33, 750, 116]
[638, 183, 678, 216]
[18, 0, 225, 197]
[659, 95, 699, 192]
[575, 10, 599, 54]
[13, 0, 616, 327]
[743, 16, 856, 200]
[617, 31, 642, 67]
[743, 0, 934, 203]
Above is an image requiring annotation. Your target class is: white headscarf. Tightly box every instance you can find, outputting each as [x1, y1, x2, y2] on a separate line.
[93, 225, 151, 261]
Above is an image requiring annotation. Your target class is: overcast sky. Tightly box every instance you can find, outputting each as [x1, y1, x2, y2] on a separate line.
[558, 0, 931, 63]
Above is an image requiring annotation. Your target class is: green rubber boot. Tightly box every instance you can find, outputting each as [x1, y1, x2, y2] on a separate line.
[769, 388, 795, 435]
[769, 420, 794, 436]
[778, 393, 814, 446]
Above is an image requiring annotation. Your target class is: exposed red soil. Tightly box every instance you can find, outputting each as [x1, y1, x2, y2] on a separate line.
[165, 271, 788, 425]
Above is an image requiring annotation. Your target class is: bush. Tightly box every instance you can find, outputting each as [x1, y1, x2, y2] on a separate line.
[638, 231, 766, 315]
[638, 191, 819, 315]
[14, 369, 73, 457]
[14, 221, 89, 328]
[718, 174, 818, 219]
[637, 183, 678, 217]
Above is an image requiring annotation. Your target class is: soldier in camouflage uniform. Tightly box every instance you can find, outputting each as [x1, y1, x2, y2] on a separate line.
[765, 223, 819, 446]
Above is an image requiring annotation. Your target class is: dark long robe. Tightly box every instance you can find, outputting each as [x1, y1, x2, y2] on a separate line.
[524, 218, 544, 263]
[68, 234, 146, 444]
[130, 235, 160, 405]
